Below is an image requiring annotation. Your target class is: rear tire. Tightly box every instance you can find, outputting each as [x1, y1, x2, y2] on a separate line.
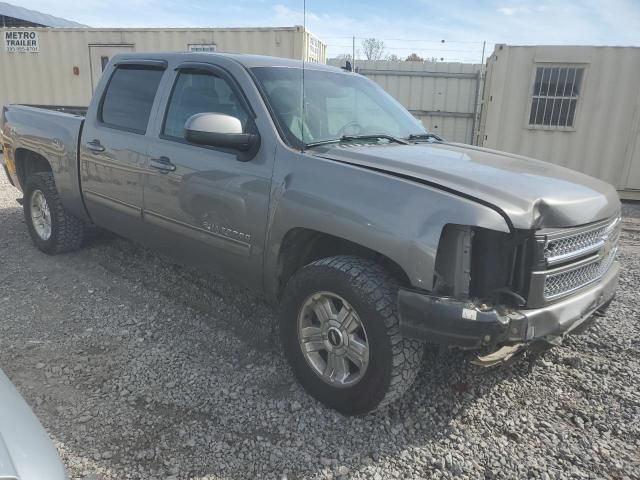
[280, 256, 424, 415]
[23, 172, 86, 254]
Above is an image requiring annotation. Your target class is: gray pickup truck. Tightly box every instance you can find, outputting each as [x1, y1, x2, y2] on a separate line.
[1, 52, 621, 414]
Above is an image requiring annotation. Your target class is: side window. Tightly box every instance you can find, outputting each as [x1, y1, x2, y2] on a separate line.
[100, 66, 164, 134]
[163, 70, 249, 139]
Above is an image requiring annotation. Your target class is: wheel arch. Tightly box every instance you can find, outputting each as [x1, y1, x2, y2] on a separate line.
[272, 227, 411, 302]
[14, 148, 52, 190]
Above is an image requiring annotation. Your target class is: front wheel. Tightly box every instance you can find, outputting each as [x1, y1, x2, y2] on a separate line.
[280, 256, 424, 414]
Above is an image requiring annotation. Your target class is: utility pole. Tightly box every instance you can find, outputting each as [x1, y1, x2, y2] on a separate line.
[352, 36, 355, 68]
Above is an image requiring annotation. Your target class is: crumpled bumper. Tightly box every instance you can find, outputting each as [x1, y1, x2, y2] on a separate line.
[398, 261, 620, 349]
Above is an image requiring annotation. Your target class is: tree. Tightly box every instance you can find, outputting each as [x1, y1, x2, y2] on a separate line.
[386, 53, 401, 62]
[405, 53, 424, 62]
[361, 38, 385, 60]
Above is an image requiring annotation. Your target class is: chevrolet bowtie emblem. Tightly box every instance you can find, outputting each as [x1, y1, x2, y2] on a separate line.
[600, 233, 614, 259]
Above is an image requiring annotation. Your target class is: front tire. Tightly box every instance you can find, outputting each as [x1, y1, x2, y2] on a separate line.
[280, 256, 424, 414]
[23, 172, 86, 254]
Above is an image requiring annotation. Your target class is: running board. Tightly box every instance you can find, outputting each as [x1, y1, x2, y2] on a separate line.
[16, 198, 23, 205]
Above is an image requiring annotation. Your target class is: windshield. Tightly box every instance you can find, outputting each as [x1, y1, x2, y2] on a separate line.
[251, 66, 427, 148]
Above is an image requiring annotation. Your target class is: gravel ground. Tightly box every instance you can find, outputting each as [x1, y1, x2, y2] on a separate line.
[0, 171, 639, 480]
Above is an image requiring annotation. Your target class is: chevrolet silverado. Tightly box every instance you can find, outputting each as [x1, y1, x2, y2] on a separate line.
[1, 53, 621, 414]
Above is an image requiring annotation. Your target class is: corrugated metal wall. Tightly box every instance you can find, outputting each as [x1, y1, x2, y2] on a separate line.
[0, 26, 327, 110]
[479, 45, 640, 196]
[328, 59, 482, 144]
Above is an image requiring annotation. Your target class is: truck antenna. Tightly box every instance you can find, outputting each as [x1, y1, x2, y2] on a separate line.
[301, 0, 306, 152]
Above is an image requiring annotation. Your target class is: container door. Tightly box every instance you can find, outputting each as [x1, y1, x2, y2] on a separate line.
[89, 45, 134, 92]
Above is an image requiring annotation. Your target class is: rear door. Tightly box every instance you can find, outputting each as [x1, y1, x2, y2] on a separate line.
[142, 60, 274, 288]
[80, 59, 166, 239]
[89, 45, 134, 92]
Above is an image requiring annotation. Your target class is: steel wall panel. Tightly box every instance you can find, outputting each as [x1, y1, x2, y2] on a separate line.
[328, 58, 482, 143]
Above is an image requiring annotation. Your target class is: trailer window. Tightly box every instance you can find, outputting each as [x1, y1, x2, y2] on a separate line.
[100, 66, 164, 134]
[529, 65, 584, 128]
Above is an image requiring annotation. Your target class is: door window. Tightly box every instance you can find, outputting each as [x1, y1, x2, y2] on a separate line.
[100, 66, 164, 134]
[163, 71, 249, 139]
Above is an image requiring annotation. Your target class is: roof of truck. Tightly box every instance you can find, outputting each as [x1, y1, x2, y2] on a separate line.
[113, 51, 346, 72]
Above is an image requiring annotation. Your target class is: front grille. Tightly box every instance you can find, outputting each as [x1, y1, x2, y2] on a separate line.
[528, 214, 621, 306]
[544, 216, 620, 266]
[543, 247, 617, 300]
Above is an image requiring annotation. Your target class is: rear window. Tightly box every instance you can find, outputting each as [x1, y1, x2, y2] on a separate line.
[100, 67, 164, 133]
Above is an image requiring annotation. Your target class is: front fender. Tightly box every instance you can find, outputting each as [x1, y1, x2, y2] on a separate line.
[263, 145, 509, 298]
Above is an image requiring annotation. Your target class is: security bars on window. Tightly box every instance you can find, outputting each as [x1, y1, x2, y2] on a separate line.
[529, 66, 584, 128]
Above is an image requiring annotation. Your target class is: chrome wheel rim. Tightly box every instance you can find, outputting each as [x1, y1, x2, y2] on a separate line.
[297, 292, 369, 388]
[30, 190, 52, 241]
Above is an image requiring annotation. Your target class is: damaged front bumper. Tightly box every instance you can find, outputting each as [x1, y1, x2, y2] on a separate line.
[398, 260, 619, 353]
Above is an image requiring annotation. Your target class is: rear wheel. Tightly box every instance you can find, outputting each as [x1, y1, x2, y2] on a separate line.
[23, 172, 86, 254]
[280, 256, 424, 414]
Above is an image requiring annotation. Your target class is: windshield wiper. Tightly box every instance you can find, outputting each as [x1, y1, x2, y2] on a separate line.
[406, 133, 443, 142]
[305, 134, 409, 149]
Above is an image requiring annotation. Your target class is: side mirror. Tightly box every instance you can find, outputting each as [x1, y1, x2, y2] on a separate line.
[185, 113, 260, 158]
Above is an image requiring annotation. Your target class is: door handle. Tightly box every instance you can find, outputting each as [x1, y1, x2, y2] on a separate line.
[149, 156, 176, 173]
[86, 139, 105, 153]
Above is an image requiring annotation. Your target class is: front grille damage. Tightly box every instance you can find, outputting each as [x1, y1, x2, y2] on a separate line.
[530, 215, 621, 306]
[432, 215, 620, 310]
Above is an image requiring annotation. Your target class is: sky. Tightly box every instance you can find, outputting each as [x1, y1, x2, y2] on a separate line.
[15, 0, 640, 62]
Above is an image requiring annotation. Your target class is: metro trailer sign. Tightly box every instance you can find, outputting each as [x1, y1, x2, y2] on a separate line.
[4, 31, 40, 53]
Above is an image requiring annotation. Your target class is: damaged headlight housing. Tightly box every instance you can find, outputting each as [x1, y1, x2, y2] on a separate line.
[433, 225, 534, 306]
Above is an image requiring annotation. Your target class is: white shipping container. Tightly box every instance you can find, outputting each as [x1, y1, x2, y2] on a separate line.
[479, 44, 640, 197]
[0, 26, 327, 110]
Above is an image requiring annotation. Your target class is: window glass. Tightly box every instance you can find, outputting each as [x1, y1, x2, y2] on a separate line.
[163, 71, 249, 139]
[100, 67, 163, 133]
[251, 67, 426, 147]
[529, 65, 584, 128]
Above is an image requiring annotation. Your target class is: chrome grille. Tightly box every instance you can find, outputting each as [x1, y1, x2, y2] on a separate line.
[543, 247, 617, 300]
[544, 216, 621, 266]
[528, 214, 621, 306]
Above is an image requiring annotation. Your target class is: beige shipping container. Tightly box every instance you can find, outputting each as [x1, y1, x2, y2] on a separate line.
[0, 26, 326, 110]
[479, 44, 640, 198]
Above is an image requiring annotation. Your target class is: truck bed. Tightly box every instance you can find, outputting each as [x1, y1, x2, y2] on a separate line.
[1, 104, 88, 221]
[20, 104, 87, 117]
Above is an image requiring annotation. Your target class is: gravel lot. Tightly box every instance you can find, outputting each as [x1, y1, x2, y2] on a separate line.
[0, 170, 639, 480]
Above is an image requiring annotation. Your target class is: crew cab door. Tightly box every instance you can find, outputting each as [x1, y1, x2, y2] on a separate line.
[142, 60, 274, 289]
[80, 59, 166, 240]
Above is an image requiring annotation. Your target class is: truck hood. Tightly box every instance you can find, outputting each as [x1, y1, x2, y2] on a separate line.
[313, 142, 621, 229]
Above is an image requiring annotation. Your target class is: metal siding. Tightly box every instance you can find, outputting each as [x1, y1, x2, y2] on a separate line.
[0, 27, 327, 111]
[480, 45, 640, 193]
[328, 58, 482, 143]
